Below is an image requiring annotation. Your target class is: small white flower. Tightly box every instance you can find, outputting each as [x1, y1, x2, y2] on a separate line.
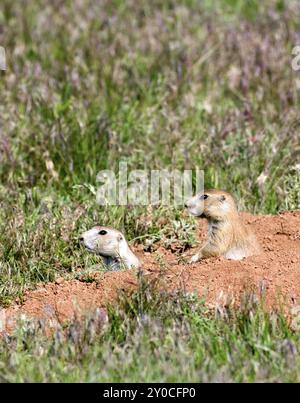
[256, 172, 268, 186]
[293, 164, 300, 172]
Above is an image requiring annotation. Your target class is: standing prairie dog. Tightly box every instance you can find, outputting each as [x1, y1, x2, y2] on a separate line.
[80, 226, 140, 270]
[185, 189, 260, 262]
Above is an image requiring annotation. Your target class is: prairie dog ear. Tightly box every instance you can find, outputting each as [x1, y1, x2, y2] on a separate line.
[219, 195, 226, 202]
[117, 234, 123, 242]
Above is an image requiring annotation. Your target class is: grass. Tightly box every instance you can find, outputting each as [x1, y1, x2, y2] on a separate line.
[0, 278, 299, 383]
[0, 0, 299, 382]
[0, 0, 299, 305]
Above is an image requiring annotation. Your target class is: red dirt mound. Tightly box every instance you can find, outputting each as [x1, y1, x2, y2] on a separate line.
[1, 212, 300, 332]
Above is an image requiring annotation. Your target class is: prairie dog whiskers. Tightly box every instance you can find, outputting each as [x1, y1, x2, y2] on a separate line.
[185, 189, 260, 263]
[80, 226, 140, 270]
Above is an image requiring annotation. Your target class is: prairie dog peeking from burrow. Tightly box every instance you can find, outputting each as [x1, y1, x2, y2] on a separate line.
[185, 189, 260, 263]
[80, 226, 140, 271]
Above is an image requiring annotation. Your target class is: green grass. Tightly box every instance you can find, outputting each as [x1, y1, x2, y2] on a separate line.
[0, 0, 299, 382]
[0, 278, 299, 383]
[0, 0, 299, 305]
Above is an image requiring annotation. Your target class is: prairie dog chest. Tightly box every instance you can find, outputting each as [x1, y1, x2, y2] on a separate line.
[208, 220, 221, 237]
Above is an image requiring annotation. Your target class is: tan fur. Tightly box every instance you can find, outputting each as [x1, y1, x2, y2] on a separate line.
[80, 226, 140, 270]
[185, 189, 260, 262]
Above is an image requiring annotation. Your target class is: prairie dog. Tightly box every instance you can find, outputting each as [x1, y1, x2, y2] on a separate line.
[80, 226, 140, 270]
[185, 189, 260, 262]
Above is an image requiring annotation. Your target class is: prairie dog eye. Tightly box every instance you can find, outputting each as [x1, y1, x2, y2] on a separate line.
[200, 194, 208, 200]
[99, 230, 107, 235]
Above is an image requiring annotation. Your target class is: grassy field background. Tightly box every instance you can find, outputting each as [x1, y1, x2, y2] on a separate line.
[0, 0, 299, 382]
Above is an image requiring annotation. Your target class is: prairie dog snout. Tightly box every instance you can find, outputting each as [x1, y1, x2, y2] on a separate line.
[185, 189, 260, 262]
[80, 226, 140, 270]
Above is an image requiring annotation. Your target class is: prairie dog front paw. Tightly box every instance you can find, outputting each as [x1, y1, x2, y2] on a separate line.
[189, 252, 202, 264]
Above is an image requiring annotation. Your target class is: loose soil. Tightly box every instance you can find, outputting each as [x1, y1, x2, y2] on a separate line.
[1, 212, 300, 332]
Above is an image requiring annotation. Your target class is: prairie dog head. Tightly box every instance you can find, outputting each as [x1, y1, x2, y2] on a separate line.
[80, 226, 140, 270]
[80, 226, 126, 257]
[185, 189, 238, 220]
